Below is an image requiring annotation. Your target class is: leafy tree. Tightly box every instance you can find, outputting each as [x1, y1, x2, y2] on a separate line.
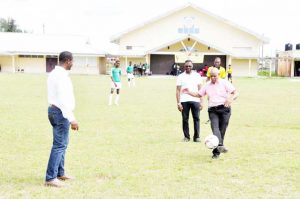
[0, 17, 23, 32]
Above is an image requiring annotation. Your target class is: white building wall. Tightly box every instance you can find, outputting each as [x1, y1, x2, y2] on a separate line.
[1, 55, 102, 74]
[231, 59, 258, 77]
[69, 56, 99, 75]
[0, 56, 14, 72]
[17, 57, 45, 73]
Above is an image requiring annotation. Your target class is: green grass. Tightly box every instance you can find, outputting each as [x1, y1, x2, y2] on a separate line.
[257, 70, 278, 77]
[0, 74, 299, 198]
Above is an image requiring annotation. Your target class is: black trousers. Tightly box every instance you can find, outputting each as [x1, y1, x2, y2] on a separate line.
[208, 105, 231, 155]
[181, 101, 200, 140]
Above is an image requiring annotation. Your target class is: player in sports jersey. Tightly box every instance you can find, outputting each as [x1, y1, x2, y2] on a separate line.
[206, 57, 226, 81]
[109, 60, 122, 105]
[126, 61, 135, 87]
[227, 65, 233, 83]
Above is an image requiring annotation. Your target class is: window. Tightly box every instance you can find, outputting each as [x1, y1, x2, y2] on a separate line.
[18, 55, 44, 58]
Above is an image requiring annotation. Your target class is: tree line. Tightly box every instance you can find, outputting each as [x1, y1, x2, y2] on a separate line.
[0, 18, 26, 32]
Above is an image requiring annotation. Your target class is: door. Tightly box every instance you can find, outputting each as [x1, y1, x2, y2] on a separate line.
[150, 54, 175, 75]
[203, 55, 227, 69]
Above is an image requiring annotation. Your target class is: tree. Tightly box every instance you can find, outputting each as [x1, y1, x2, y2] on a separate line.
[0, 17, 23, 32]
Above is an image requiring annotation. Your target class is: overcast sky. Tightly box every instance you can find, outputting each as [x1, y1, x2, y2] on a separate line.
[1, 0, 300, 55]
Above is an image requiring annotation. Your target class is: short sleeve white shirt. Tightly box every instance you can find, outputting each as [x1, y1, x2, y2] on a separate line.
[176, 71, 202, 102]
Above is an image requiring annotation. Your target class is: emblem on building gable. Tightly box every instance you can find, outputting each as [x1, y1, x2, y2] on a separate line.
[178, 17, 199, 34]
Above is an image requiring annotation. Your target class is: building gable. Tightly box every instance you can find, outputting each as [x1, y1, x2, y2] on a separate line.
[111, 3, 268, 58]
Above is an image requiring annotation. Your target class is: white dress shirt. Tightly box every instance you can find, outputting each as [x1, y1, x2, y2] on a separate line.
[47, 66, 75, 122]
[176, 71, 202, 102]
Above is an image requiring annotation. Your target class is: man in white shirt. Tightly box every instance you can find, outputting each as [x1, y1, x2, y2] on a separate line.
[45, 51, 79, 187]
[176, 60, 203, 142]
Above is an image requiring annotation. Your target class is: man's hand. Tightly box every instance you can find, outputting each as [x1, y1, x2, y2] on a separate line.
[224, 98, 233, 107]
[177, 103, 183, 112]
[199, 102, 203, 110]
[70, 120, 79, 131]
[114, 82, 117, 87]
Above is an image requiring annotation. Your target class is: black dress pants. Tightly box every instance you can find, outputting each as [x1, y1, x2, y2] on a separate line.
[208, 105, 231, 155]
[181, 101, 200, 140]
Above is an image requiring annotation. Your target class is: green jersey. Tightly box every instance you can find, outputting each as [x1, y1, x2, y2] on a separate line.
[126, 65, 134, 73]
[111, 67, 121, 82]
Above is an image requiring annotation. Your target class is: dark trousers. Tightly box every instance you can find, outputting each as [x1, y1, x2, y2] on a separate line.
[208, 105, 231, 155]
[46, 106, 70, 181]
[181, 101, 200, 140]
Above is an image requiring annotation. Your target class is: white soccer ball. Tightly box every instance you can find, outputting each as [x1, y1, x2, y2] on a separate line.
[204, 134, 219, 149]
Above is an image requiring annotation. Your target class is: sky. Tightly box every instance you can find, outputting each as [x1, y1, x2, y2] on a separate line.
[1, 0, 300, 56]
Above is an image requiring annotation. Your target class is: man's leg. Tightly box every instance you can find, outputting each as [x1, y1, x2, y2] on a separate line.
[57, 119, 70, 178]
[190, 101, 200, 141]
[208, 109, 221, 156]
[115, 89, 120, 105]
[128, 78, 131, 87]
[219, 107, 231, 145]
[181, 102, 191, 140]
[109, 88, 114, 105]
[46, 108, 69, 182]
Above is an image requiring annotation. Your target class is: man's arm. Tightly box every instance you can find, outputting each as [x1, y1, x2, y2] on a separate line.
[224, 90, 238, 107]
[221, 67, 226, 79]
[57, 78, 79, 131]
[197, 84, 203, 110]
[110, 76, 117, 87]
[182, 88, 201, 97]
[206, 67, 211, 82]
[176, 86, 183, 112]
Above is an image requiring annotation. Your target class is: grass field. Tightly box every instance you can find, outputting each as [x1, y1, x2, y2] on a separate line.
[0, 73, 299, 198]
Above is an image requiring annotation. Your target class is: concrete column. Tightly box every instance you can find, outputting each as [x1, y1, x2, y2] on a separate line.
[125, 56, 128, 67]
[12, 55, 15, 73]
[85, 57, 88, 74]
[146, 54, 151, 70]
[226, 55, 232, 69]
[290, 58, 294, 77]
[248, 59, 252, 76]
[145, 54, 149, 64]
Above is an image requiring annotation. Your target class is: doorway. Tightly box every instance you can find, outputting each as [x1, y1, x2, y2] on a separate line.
[294, 61, 300, 77]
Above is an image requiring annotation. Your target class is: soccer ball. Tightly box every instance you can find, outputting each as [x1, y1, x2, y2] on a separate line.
[204, 134, 219, 149]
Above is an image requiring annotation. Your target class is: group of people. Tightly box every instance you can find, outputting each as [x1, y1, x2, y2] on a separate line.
[176, 57, 238, 159]
[45, 52, 237, 188]
[172, 61, 233, 83]
[130, 62, 150, 76]
[170, 63, 181, 76]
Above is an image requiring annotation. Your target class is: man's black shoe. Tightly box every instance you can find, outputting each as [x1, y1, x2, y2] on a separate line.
[212, 154, 219, 159]
[217, 146, 228, 153]
[193, 138, 201, 142]
[182, 137, 190, 142]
